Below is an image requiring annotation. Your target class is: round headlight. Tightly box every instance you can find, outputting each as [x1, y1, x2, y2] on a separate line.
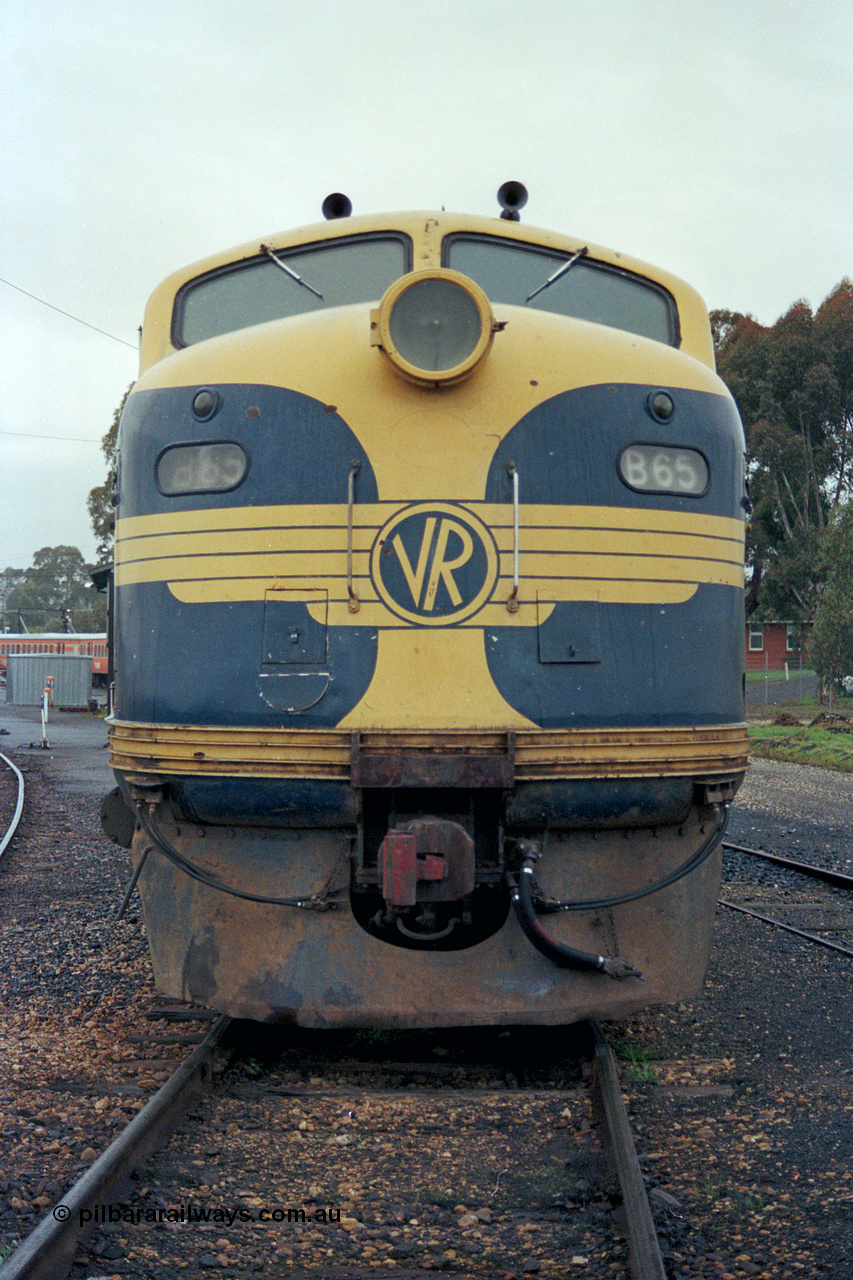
[371, 269, 496, 386]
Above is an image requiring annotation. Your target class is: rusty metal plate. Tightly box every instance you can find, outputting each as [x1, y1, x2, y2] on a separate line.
[351, 752, 514, 788]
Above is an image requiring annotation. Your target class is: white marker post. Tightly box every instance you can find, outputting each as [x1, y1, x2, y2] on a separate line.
[40, 683, 51, 749]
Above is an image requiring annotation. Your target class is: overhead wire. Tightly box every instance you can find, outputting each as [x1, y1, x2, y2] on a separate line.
[0, 275, 138, 349]
[0, 428, 103, 444]
[0, 275, 135, 446]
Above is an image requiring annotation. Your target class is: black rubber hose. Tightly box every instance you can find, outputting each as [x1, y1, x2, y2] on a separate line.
[509, 807, 728, 979]
[135, 802, 343, 908]
[539, 806, 729, 912]
[511, 859, 643, 980]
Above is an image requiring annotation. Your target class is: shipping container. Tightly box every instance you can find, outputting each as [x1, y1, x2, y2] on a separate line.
[5, 653, 93, 708]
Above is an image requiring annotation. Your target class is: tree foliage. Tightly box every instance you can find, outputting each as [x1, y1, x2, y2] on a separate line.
[712, 278, 853, 620]
[809, 504, 853, 696]
[88, 385, 131, 563]
[1, 546, 105, 631]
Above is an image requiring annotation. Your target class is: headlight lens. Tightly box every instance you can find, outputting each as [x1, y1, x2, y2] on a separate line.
[389, 278, 481, 371]
[372, 270, 495, 386]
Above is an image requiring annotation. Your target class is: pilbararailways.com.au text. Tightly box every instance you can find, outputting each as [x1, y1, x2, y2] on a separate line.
[54, 1203, 342, 1228]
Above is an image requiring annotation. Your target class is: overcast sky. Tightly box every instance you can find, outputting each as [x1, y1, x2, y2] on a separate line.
[2, 0, 851, 572]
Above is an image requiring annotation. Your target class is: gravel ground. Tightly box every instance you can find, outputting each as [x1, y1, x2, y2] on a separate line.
[1, 711, 852, 1278]
[0, 707, 213, 1270]
[103, 1037, 618, 1280]
[618, 758, 853, 1278]
[727, 757, 853, 872]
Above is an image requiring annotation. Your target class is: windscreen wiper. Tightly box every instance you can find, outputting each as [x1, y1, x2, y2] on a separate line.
[526, 246, 588, 303]
[260, 244, 324, 300]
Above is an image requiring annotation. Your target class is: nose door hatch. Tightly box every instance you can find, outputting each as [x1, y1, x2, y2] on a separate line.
[262, 588, 328, 664]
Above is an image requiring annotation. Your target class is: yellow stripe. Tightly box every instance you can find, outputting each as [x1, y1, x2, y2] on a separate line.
[115, 501, 744, 613]
[115, 504, 347, 539]
[161, 588, 698, 618]
[515, 526, 742, 556]
[117, 551, 365, 586]
[109, 719, 748, 780]
[116, 527, 740, 571]
[115, 502, 742, 543]
[120, 527, 362, 561]
[521, 557, 744, 588]
[118, 552, 742, 591]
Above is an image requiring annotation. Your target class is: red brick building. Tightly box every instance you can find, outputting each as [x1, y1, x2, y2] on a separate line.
[744, 621, 810, 671]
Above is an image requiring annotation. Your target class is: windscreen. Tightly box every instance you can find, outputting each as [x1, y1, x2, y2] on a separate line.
[174, 234, 411, 346]
[445, 235, 677, 345]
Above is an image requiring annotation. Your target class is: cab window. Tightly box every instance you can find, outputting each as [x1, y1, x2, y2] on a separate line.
[174, 233, 411, 346]
[444, 234, 677, 345]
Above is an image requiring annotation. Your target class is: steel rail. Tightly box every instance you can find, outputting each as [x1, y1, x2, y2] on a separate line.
[722, 841, 853, 892]
[0, 1016, 232, 1280]
[0, 751, 25, 864]
[720, 899, 853, 958]
[588, 1022, 666, 1280]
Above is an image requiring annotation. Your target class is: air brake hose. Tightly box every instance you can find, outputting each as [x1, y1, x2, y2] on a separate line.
[511, 853, 643, 980]
[509, 808, 728, 980]
[133, 799, 342, 908]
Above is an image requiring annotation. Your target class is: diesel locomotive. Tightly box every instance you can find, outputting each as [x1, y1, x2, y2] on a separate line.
[104, 185, 748, 1026]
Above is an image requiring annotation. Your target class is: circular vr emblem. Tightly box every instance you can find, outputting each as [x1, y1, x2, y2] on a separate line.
[371, 503, 499, 625]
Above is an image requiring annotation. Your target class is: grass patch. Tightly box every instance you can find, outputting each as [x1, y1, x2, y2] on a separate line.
[349, 1027, 397, 1050]
[522, 1162, 570, 1203]
[746, 699, 821, 721]
[745, 667, 815, 684]
[610, 1038, 662, 1083]
[615, 1044, 661, 1083]
[747, 720, 853, 772]
[694, 1178, 764, 1214]
[403, 1186, 458, 1207]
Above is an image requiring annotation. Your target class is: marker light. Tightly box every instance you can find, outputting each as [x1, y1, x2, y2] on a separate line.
[647, 390, 675, 422]
[191, 389, 220, 421]
[371, 269, 496, 386]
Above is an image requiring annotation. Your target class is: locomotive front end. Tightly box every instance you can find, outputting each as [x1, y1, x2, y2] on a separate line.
[106, 196, 747, 1026]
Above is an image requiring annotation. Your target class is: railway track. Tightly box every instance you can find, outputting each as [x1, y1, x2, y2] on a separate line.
[0, 752, 25, 865]
[0, 1020, 669, 1280]
[721, 840, 853, 959]
[0, 1016, 232, 1280]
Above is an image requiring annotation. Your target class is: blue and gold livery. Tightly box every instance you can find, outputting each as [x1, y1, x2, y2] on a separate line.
[106, 190, 747, 1026]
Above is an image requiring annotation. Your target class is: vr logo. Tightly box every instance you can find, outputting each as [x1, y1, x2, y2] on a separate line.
[394, 516, 474, 612]
[371, 503, 499, 625]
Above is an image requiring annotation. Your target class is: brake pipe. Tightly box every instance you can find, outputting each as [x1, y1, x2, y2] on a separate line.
[134, 798, 342, 909]
[509, 809, 728, 980]
[537, 807, 729, 913]
[510, 845, 643, 980]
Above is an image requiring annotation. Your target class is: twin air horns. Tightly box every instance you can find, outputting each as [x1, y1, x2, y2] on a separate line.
[321, 183, 529, 221]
